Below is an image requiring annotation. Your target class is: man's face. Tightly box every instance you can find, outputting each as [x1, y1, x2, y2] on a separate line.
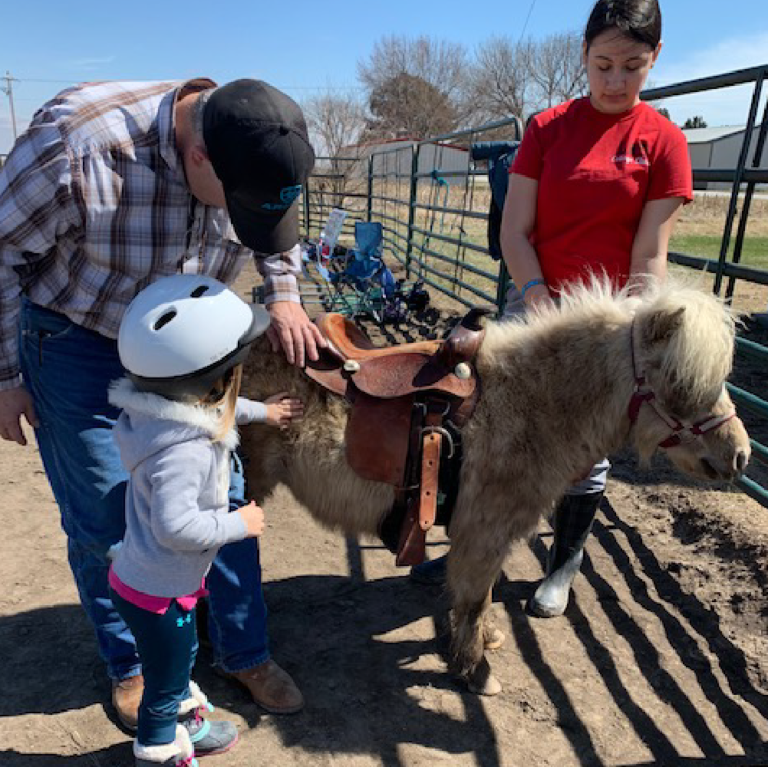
[583, 30, 661, 114]
[183, 147, 227, 208]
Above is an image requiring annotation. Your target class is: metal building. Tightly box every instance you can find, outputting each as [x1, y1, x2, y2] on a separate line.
[683, 124, 767, 190]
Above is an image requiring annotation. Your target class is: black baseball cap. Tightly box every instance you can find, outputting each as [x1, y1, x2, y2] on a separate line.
[203, 79, 315, 253]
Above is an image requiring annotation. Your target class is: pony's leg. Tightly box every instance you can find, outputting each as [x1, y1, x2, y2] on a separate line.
[447, 541, 507, 696]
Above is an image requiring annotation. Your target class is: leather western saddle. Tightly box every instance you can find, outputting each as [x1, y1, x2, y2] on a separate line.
[305, 309, 489, 566]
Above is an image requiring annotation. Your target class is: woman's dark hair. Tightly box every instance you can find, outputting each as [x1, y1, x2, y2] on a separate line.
[584, 0, 662, 50]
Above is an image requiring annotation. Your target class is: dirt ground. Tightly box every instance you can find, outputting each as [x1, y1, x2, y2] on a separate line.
[2, 265, 768, 767]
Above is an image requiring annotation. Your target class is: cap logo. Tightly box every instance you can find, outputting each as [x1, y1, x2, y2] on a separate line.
[262, 185, 302, 211]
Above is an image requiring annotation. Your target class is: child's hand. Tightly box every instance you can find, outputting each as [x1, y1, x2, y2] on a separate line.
[264, 392, 304, 430]
[237, 501, 265, 538]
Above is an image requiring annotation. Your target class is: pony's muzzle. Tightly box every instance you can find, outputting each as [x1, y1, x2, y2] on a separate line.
[734, 447, 749, 476]
[701, 446, 749, 482]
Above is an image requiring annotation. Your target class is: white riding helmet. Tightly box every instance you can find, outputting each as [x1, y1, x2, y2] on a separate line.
[118, 275, 271, 401]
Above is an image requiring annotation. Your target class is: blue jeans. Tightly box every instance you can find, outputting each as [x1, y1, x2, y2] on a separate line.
[110, 589, 197, 746]
[19, 300, 270, 680]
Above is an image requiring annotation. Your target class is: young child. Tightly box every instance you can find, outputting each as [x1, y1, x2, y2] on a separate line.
[107, 274, 303, 767]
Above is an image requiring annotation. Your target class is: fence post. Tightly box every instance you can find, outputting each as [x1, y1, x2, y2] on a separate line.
[302, 175, 311, 238]
[495, 261, 510, 316]
[714, 72, 764, 295]
[726, 90, 768, 301]
[405, 143, 420, 279]
[367, 154, 373, 223]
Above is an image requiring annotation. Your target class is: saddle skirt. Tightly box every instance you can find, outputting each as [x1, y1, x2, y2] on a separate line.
[305, 310, 490, 565]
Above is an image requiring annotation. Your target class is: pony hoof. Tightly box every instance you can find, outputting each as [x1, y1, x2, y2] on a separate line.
[465, 657, 502, 696]
[468, 673, 502, 696]
[483, 627, 506, 650]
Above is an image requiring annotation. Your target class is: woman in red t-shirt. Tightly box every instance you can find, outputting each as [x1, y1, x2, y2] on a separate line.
[499, 0, 692, 618]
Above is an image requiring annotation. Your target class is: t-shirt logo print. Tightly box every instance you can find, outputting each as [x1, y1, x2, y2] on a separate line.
[261, 185, 302, 211]
[611, 141, 649, 168]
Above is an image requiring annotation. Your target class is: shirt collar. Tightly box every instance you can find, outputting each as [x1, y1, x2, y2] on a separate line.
[158, 77, 217, 174]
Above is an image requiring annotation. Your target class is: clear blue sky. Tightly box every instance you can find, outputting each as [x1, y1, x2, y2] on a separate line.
[2, 0, 767, 153]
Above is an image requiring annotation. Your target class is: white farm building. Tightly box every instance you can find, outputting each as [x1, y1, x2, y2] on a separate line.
[683, 124, 767, 190]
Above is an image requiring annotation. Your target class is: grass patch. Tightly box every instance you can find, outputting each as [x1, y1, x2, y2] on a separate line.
[669, 234, 768, 269]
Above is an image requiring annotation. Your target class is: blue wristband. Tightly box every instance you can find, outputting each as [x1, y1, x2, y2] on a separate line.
[521, 278, 546, 298]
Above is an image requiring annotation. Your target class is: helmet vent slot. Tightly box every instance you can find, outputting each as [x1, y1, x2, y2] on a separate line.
[153, 310, 176, 330]
[190, 285, 210, 298]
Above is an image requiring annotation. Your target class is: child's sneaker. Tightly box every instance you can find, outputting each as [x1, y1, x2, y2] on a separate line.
[134, 724, 197, 766]
[178, 681, 239, 757]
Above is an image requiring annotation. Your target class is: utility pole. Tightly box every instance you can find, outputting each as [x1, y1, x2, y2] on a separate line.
[2, 71, 19, 140]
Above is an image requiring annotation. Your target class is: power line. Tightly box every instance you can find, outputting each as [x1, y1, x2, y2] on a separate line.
[518, 0, 538, 41]
[0, 74, 365, 146]
[8, 77, 75, 84]
[4, 74, 365, 93]
[0, 75, 364, 145]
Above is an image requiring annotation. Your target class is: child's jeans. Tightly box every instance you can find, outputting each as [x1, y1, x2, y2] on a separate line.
[19, 298, 270, 683]
[110, 587, 197, 746]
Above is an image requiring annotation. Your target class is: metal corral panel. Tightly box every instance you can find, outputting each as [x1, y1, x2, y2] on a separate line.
[684, 124, 768, 190]
[341, 139, 469, 178]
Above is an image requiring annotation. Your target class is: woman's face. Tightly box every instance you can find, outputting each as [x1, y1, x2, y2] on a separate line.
[583, 29, 661, 114]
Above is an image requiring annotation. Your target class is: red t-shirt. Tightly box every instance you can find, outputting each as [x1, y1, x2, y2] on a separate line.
[510, 97, 693, 290]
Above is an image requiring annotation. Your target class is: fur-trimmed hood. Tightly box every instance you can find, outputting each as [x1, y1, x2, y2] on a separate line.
[108, 377, 238, 471]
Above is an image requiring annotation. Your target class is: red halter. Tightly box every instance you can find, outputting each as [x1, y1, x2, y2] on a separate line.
[627, 319, 735, 449]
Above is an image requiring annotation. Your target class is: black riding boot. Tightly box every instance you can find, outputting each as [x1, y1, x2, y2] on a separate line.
[528, 491, 602, 618]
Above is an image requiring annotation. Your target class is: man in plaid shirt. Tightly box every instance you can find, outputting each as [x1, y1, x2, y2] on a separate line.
[0, 78, 323, 727]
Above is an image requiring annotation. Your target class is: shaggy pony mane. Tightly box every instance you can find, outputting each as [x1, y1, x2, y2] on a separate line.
[482, 274, 736, 415]
[639, 281, 736, 413]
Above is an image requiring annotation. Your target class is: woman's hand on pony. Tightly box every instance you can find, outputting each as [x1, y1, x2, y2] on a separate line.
[264, 392, 304, 430]
[237, 500, 265, 538]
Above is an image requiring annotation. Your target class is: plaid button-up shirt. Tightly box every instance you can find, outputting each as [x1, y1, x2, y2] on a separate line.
[0, 78, 303, 389]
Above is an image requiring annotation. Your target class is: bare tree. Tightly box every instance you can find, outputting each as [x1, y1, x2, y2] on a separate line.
[366, 72, 457, 140]
[358, 35, 468, 100]
[464, 36, 533, 125]
[304, 91, 365, 158]
[357, 35, 468, 138]
[354, 31, 588, 139]
[463, 31, 585, 128]
[529, 31, 587, 110]
[303, 92, 366, 208]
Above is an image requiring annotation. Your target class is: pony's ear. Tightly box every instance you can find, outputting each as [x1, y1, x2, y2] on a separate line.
[642, 306, 685, 346]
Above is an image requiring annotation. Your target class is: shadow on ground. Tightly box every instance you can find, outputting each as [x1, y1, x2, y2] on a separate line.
[3, 508, 768, 766]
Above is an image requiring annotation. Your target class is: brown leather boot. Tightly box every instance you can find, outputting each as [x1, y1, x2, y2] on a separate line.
[112, 674, 144, 731]
[226, 660, 304, 714]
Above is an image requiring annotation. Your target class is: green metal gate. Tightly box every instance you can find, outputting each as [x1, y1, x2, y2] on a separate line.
[300, 64, 768, 506]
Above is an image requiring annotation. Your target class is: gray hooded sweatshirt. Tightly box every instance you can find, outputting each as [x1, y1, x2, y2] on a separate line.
[108, 378, 266, 598]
